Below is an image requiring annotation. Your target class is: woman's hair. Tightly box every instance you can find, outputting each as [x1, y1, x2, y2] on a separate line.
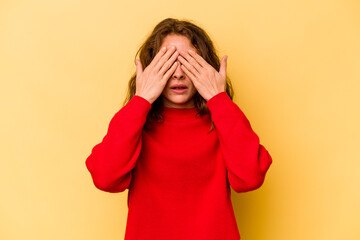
[122, 17, 234, 132]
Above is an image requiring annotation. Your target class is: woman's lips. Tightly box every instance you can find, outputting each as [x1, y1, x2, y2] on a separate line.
[171, 87, 188, 94]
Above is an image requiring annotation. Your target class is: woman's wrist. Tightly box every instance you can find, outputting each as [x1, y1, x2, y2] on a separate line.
[135, 93, 153, 104]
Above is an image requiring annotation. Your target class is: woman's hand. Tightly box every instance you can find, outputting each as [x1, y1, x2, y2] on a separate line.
[177, 49, 228, 101]
[135, 46, 179, 104]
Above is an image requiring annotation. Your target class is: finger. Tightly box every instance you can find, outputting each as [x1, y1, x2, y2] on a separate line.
[179, 50, 202, 74]
[135, 59, 143, 77]
[148, 46, 168, 69]
[180, 64, 197, 84]
[219, 55, 227, 78]
[177, 55, 201, 78]
[159, 50, 179, 75]
[187, 49, 209, 69]
[162, 61, 178, 81]
[154, 46, 177, 72]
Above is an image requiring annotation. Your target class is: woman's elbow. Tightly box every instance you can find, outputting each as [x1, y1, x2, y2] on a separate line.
[228, 172, 267, 193]
[90, 173, 132, 193]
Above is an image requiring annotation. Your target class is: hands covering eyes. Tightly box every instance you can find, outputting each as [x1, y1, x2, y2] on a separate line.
[134, 46, 228, 104]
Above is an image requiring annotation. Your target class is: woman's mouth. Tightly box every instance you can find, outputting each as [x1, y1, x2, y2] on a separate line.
[171, 87, 188, 94]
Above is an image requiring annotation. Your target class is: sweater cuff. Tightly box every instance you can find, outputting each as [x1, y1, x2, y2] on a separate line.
[131, 95, 152, 110]
[206, 91, 250, 124]
[115, 95, 152, 121]
[206, 91, 228, 105]
[206, 91, 236, 116]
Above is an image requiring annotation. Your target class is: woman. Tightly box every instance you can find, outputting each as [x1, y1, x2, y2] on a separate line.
[85, 18, 273, 240]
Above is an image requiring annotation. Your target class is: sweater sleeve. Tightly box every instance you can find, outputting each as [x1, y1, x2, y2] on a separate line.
[206, 91, 273, 193]
[85, 95, 152, 193]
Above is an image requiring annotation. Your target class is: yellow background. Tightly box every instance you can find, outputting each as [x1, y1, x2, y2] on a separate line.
[1, 0, 359, 239]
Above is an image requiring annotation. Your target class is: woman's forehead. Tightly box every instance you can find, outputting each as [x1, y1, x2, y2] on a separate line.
[160, 34, 198, 53]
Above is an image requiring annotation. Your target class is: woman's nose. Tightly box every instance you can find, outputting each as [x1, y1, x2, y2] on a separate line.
[172, 60, 185, 79]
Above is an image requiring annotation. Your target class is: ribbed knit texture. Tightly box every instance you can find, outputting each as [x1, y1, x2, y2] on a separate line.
[85, 91, 273, 240]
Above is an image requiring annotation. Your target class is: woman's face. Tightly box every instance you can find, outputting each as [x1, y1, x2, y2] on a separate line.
[159, 34, 198, 109]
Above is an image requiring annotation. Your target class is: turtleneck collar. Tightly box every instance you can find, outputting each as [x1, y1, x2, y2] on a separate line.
[160, 106, 201, 122]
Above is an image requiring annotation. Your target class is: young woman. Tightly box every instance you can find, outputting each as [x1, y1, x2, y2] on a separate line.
[85, 18, 273, 240]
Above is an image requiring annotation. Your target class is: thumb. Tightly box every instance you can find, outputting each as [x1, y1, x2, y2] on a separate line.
[136, 59, 143, 76]
[219, 55, 227, 78]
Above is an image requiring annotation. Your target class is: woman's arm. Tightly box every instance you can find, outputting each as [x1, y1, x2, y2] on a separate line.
[85, 95, 152, 193]
[206, 91, 273, 193]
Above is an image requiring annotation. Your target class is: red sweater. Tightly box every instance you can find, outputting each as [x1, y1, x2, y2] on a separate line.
[85, 91, 272, 240]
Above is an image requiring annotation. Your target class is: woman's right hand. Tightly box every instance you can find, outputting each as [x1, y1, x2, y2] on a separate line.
[135, 46, 179, 104]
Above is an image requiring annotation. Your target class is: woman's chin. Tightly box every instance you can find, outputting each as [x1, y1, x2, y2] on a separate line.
[160, 95, 195, 108]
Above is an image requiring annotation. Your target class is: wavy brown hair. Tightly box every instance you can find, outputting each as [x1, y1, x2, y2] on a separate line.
[122, 17, 234, 132]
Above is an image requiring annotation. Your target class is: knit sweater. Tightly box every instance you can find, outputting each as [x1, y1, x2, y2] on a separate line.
[85, 91, 273, 240]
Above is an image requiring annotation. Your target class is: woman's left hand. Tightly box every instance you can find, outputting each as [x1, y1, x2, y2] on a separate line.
[177, 49, 228, 101]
